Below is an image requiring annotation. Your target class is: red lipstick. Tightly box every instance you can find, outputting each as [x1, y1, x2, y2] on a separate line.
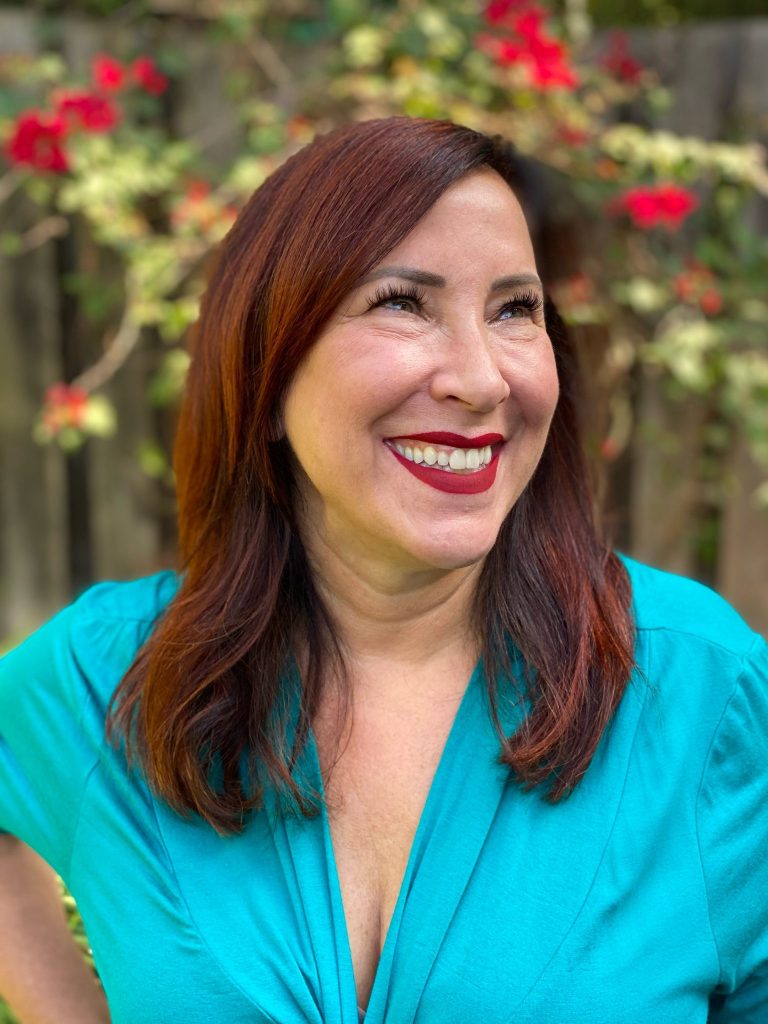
[385, 442, 503, 494]
[385, 431, 503, 449]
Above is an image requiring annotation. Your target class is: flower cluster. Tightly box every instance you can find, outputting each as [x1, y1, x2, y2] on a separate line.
[3, 53, 168, 174]
[477, 1, 578, 91]
[600, 31, 644, 84]
[673, 261, 723, 316]
[551, 272, 609, 324]
[609, 182, 699, 231]
[35, 382, 116, 449]
[169, 180, 238, 234]
[41, 382, 88, 432]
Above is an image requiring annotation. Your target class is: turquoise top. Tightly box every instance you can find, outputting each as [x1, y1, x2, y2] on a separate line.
[0, 554, 766, 1023]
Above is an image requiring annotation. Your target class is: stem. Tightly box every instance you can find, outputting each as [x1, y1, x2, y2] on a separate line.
[0, 167, 23, 206]
[70, 275, 142, 393]
[18, 214, 69, 252]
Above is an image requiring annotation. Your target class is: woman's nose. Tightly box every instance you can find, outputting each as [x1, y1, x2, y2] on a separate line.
[429, 321, 511, 412]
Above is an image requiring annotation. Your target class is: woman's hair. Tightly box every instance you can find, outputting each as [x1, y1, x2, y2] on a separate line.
[105, 116, 635, 836]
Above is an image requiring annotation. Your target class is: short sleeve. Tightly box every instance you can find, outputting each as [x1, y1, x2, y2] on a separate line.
[698, 633, 768, 1023]
[0, 585, 138, 878]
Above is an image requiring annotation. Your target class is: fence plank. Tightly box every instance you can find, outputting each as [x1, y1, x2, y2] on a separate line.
[0, 9, 766, 630]
[0, 189, 70, 638]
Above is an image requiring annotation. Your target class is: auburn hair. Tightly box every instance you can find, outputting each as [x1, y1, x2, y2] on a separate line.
[105, 116, 636, 836]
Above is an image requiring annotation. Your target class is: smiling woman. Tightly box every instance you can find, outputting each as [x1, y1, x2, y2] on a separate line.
[0, 117, 766, 1024]
[281, 169, 559, 575]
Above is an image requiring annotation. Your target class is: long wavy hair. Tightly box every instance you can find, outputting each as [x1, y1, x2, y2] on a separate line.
[105, 116, 635, 836]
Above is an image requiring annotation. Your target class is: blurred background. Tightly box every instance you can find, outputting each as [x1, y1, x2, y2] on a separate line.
[1, 0, 767, 652]
[0, 3, 766, 1019]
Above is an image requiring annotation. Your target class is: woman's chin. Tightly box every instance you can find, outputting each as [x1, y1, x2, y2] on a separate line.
[402, 536, 497, 573]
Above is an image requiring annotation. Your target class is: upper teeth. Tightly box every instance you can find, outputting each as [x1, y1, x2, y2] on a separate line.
[389, 442, 494, 471]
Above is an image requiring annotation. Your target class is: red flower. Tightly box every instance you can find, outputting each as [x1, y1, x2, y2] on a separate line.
[600, 437, 620, 462]
[601, 31, 644, 84]
[53, 89, 121, 133]
[482, 4, 579, 91]
[184, 179, 211, 203]
[131, 56, 168, 95]
[3, 110, 69, 173]
[43, 383, 89, 431]
[484, 0, 529, 25]
[170, 180, 235, 232]
[673, 271, 696, 301]
[699, 289, 723, 317]
[556, 124, 589, 146]
[673, 263, 723, 316]
[610, 183, 698, 231]
[512, 6, 548, 38]
[92, 53, 126, 92]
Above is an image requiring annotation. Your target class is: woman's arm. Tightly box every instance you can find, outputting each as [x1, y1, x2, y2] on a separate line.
[0, 835, 110, 1024]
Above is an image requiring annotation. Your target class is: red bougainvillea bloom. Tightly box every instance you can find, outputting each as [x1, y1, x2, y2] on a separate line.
[673, 262, 723, 316]
[131, 56, 169, 95]
[4, 110, 69, 173]
[556, 124, 590, 146]
[698, 289, 723, 316]
[479, 3, 579, 91]
[484, 0, 529, 25]
[43, 383, 89, 432]
[512, 5, 549, 37]
[185, 180, 211, 202]
[599, 436, 621, 462]
[53, 89, 121, 133]
[92, 53, 126, 92]
[601, 31, 644, 84]
[610, 183, 698, 230]
[170, 180, 236, 232]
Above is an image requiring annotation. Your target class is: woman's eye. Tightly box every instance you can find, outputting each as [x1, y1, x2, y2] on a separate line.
[383, 296, 418, 313]
[368, 285, 427, 314]
[498, 304, 530, 320]
[497, 292, 543, 321]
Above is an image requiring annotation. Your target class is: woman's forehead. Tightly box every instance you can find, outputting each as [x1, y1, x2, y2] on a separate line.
[370, 172, 536, 279]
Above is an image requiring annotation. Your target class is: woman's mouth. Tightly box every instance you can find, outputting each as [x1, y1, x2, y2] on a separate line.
[383, 438, 504, 494]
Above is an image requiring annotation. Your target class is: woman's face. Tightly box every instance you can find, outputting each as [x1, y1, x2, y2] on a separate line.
[281, 169, 560, 577]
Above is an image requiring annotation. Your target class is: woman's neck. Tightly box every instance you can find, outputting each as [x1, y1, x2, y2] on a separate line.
[299, 519, 483, 705]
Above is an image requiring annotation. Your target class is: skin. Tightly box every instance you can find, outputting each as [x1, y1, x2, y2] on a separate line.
[0, 836, 110, 1024]
[281, 168, 559, 709]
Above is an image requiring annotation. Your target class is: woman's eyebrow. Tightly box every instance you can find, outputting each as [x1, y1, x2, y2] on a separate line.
[357, 265, 542, 292]
[358, 265, 445, 287]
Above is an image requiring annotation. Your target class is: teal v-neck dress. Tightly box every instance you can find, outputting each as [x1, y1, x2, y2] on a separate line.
[0, 553, 766, 1023]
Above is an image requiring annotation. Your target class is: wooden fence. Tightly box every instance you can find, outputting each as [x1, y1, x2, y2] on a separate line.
[0, 9, 766, 639]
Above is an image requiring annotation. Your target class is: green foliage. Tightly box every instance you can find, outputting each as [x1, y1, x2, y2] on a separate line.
[0, 0, 766, 489]
[0, 10, 765, 1012]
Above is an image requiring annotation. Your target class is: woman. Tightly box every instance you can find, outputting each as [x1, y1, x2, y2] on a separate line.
[0, 117, 765, 1024]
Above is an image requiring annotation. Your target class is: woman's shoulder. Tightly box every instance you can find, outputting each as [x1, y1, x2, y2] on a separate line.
[617, 551, 760, 660]
[70, 568, 181, 628]
[58, 568, 181, 663]
[0, 570, 180, 866]
[2, 569, 181, 715]
[616, 552, 766, 770]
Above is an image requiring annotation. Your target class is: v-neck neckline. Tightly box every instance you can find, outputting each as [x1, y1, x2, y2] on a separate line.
[304, 654, 489, 1022]
[149, 638, 647, 1023]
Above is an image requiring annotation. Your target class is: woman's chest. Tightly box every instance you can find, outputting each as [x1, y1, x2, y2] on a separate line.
[313, 701, 463, 1010]
[68, 655, 724, 1024]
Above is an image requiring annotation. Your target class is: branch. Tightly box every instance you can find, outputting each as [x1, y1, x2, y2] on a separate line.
[0, 167, 23, 206]
[18, 214, 69, 252]
[70, 276, 142, 393]
[244, 33, 294, 90]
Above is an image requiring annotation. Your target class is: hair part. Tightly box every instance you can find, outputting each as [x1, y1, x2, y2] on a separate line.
[105, 117, 635, 836]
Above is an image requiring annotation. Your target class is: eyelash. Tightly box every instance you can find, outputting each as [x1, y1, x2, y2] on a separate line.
[367, 283, 544, 320]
